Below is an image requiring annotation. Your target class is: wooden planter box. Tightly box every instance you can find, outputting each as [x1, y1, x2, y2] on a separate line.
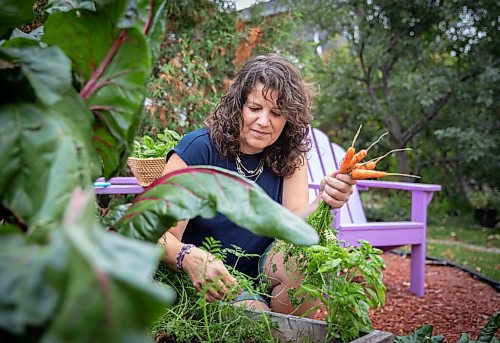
[246, 310, 394, 343]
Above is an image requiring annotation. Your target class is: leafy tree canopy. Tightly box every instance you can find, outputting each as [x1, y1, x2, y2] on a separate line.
[289, 0, 499, 203]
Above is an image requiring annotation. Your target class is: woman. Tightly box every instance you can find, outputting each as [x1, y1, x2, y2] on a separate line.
[160, 53, 356, 316]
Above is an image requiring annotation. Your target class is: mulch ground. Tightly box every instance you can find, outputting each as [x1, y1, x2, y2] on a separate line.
[365, 253, 499, 341]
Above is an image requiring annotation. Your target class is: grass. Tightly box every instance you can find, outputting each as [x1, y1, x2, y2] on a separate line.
[425, 243, 500, 281]
[360, 190, 500, 282]
[427, 223, 500, 249]
[412, 223, 500, 281]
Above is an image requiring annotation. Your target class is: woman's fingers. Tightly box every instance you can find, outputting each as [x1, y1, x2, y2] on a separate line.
[321, 173, 356, 208]
[183, 247, 240, 302]
[222, 273, 238, 289]
[204, 277, 239, 302]
[334, 172, 357, 185]
[205, 292, 218, 303]
[321, 191, 344, 209]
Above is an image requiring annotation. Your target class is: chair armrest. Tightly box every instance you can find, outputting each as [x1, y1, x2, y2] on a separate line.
[95, 177, 139, 185]
[356, 180, 441, 193]
[94, 177, 144, 195]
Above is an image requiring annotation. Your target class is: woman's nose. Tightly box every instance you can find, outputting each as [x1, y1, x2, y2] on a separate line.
[256, 111, 270, 126]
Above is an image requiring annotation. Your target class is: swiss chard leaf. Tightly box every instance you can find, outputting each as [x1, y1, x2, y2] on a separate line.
[115, 166, 320, 246]
[394, 325, 444, 343]
[46, 0, 96, 13]
[1, 47, 73, 106]
[476, 312, 499, 343]
[0, 94, 100, 231]
[0, 190, 175, 341]
[0, 231, 61, 335]
[43, 10, 151, 178]
[42, 190, 175, 342]
[0, 0, 35, 37]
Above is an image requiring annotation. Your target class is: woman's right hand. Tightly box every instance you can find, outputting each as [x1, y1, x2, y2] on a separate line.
[182, 246, 239, 302]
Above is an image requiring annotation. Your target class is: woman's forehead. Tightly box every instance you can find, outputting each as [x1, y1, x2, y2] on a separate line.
[247, 83, 279, 102]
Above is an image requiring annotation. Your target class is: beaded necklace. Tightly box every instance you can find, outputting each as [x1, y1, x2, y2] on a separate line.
[235, 154, 264, 181]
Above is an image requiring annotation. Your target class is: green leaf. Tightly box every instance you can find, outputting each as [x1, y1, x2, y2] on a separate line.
[296, 283, 321, 298]
[395, 325, 443, 343]
[41, 190, 175, 343]
[317, 258, 341, 273]
[101, 203, 131, 228]
[0, 0, 35, 37]
[365, 288, 379, 308]
[43, 10, 151, 177]
[477, 312, 499, 343]
[143, 0, 167, 63]
[1, 47, 73, 106]
[0, 190, 175, 341]
[457, 333, 472, 343]
[115, 166, 320, 246]
[143, 135, 155, 148]
[0, 232, 61, 334]
[0, 95, 100, 231]
[9, 26, 44, 42]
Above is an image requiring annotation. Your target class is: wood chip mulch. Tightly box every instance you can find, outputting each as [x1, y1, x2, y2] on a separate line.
[316, 253, 500, 342]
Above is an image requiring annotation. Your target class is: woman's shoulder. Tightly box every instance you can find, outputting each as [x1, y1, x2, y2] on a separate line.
[178, 127, 210, 149]
[173, 127, 213, 164]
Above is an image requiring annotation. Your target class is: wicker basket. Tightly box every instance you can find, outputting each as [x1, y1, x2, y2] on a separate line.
[127, 157, 166, 187]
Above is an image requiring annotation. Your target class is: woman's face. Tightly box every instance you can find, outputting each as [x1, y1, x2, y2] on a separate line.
[239, 83, 286, 154]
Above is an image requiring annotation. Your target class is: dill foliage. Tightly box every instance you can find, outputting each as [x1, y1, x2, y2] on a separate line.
[149, 238, 277, 343]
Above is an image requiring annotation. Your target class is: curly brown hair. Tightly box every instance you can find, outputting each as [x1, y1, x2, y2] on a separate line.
[205, 54, 315, 177]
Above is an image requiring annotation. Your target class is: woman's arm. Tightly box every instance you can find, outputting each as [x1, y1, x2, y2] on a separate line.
[159, 153, 238, 302]
[283, 156, 356, 219]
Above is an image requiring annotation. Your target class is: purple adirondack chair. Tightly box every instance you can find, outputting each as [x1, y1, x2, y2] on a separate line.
[307, 127, 441, 297]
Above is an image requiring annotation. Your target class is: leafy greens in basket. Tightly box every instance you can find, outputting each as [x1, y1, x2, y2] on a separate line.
[131, 129, 182, 158]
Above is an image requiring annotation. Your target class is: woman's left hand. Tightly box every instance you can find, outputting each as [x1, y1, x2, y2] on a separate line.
[319, 171, 357, 209]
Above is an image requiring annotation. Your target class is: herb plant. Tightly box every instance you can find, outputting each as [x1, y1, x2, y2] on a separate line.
[150, 238, 276, 343]
[274, 200, 386, 342]
[131, 129, 182, 158]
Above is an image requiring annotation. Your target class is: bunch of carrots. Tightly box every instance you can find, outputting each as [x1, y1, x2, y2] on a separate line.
[308, 125, 419, 244]
[339, 125, 420, 180]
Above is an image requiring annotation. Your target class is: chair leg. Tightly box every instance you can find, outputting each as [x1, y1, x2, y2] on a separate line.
[410, 243, 425, 297]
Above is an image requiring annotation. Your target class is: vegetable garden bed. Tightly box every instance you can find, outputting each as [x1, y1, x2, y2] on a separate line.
[246, 310, 394, 343]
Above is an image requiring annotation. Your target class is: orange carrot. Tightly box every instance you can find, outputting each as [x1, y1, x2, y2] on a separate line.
[351, 169, 387, 179]
[351, 169, 421, 180]
[348, 149, 368, 168]
[354, 161, 377, 170]
[347, 132, 389, 170]
[339, 124, 362, 174]
[339, 147, 355, 173]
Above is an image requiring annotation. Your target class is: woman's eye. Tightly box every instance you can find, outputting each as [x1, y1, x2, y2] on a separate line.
[271, 111, 281, 117]
[248, 107, 260, 111]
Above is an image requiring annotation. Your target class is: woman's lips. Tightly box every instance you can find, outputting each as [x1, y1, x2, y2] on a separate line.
[251, 129, 269, 138]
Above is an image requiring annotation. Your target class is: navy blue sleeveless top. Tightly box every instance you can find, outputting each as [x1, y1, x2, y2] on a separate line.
[170, 127, 283, 279]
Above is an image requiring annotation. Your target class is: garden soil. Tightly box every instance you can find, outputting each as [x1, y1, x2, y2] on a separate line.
[315, 253, 500, 342]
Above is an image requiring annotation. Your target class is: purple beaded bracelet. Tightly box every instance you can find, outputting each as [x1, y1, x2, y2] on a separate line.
[176, 244, 195, 271]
